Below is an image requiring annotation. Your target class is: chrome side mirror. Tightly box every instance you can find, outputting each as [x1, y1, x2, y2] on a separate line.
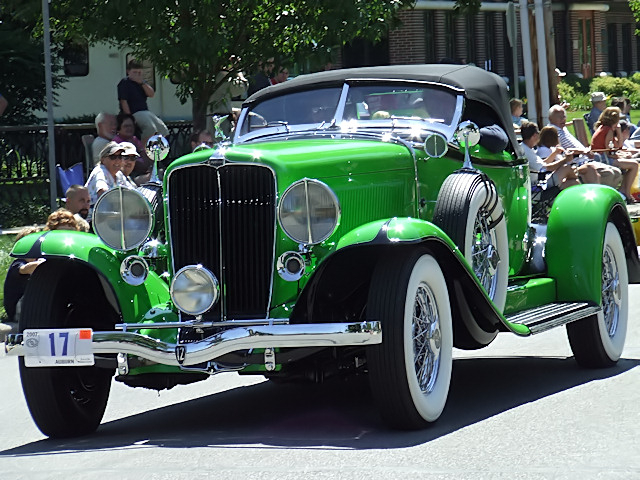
[423, 133, 448, 158]
[145, 134, 170, 184]
[455, 121, 480, 169]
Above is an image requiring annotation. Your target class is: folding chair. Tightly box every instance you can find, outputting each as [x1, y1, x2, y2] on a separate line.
[56, 163, 85, 198]
[572, 118, 590, 147]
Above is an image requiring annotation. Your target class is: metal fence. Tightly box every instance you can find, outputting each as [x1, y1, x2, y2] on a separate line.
[0, 121, 194, 185]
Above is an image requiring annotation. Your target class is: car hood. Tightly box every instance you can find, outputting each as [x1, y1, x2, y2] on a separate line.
[223, 138, 414, 178]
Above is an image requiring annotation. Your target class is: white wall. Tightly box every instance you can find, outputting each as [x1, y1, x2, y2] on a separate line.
[51, 43, 192, 122]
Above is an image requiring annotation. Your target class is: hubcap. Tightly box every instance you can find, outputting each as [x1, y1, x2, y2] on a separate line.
[413, 282, 441, 394]
[472, 210, 500, 299]
[602, 245, 621, 337]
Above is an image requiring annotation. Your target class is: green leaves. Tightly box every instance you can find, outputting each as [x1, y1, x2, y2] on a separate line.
[2, 0, 414, 127]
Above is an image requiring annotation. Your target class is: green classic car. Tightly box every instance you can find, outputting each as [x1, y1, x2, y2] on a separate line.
[6, 64, 640, 437]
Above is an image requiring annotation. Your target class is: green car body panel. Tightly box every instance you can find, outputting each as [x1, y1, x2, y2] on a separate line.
[546, 184, 627, 303]
[12, 231, 173, 340]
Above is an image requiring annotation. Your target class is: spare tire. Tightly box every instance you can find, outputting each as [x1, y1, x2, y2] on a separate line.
[433, 171, 509, 312]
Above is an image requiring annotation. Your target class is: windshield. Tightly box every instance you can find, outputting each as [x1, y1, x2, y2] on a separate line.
[237, 83, 459, 139]
[344, 85, 457, 125]
[238, 87, 343, 136]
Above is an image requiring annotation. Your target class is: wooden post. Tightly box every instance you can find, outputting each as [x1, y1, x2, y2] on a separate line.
[528, 0, 542, 127]
[544, 0, 559, 107]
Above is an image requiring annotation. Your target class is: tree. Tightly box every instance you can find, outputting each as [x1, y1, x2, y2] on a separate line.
[5, 0, 416, 130]
[0, 8, 65, 125]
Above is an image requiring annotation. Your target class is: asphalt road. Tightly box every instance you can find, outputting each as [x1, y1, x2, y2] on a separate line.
[1, 288, 639, 479]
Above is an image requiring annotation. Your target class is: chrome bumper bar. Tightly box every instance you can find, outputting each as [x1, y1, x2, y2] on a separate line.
[5, 321, 381, 367]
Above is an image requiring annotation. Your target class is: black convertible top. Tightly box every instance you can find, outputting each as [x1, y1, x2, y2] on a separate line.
[244, 64, 519, 153]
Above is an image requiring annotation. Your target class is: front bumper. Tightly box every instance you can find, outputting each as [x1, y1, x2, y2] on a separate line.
[5, 321, 382, 367]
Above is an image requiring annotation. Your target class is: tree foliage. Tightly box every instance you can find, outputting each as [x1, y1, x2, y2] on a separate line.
[0, 8, 65, 125]
[4, 0, 415, 129]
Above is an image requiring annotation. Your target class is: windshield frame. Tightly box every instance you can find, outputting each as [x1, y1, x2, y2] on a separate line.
[234, 80, 464, 144]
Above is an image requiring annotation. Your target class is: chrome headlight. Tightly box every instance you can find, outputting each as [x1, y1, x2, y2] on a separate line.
[170, 265, 219, 315]
[93, 187, 153, 251]
[278, 179, 340, 245]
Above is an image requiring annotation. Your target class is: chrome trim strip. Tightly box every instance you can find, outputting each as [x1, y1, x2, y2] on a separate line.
[116, 318, 290, 330]
[6, 321, 382, 366]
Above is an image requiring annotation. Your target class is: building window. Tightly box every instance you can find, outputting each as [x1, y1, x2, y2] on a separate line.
[622, 24, 632, 74]
[62, 40, 89, 77]
[465, 15, 477, 65]
[608, 24, 618, 73]
[485, 13, 496, 70]
[444, 12, 456, 60]
[424, 11, 436, 63]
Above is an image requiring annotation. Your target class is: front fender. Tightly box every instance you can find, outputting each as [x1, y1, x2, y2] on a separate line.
[336, 217, 458, 251]
[546, 184, 639, 303]
[294, 217, 529, 350]
[11, 231, 170, 322]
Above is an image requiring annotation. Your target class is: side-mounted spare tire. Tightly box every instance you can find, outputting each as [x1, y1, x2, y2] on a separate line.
[433, 170, 509, 313]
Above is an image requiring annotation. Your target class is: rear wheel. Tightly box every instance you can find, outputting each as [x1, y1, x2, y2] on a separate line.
[367, 250, 453, 429]
[567, 222, 628, 367]
[19, 262, 116, 438]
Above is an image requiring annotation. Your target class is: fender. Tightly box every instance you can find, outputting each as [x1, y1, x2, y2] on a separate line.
[11, 231, 171, 322]
[293, 217, 529, 350]
[336, 217, 458, 250]
[546, 184, 640, 303]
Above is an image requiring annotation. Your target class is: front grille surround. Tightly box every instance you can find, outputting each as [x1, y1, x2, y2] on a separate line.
[166, 162, 277, 321]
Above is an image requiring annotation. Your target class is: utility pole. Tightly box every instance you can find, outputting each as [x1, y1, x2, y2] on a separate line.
[43, 0, 57, 212]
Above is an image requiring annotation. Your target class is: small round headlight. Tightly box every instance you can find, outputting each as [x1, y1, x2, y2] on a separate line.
[170, 265, 219, 316]
[278, 179, 340, 245]
[93, 187, 154, 251]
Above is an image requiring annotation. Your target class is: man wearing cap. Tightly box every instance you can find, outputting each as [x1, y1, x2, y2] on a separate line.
[85, 141, 127, 210]
[548, 104, 622, 188]
[119, 141, 140, 188]
[587, 92, 607, 134]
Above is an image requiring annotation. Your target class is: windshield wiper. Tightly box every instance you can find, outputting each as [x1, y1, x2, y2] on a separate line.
[265, 121, 290, 132]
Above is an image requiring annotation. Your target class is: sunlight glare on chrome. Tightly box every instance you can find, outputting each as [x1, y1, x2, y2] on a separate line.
[340, 120, 358, 133]
[409, 126, 422, 139]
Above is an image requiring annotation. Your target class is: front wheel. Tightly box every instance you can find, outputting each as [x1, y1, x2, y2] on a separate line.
[367, 250, 453, 429]
[19, 262, 116, 438]
[566, 222, 628, 368]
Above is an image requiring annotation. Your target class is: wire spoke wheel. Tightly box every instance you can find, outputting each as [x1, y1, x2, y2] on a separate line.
[367, 251, 453, 429]
[567, 222, 628, 368]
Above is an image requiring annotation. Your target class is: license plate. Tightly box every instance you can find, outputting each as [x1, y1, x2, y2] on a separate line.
[23, 329, 95, 367]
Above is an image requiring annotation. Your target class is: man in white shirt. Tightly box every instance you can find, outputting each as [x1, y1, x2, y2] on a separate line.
[548, 105, 622, 187]
[520, 121, 581, 189]
[91, 112, 117, 166]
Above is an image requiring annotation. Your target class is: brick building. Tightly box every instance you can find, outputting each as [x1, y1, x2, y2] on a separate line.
[340, 1, 639, 82]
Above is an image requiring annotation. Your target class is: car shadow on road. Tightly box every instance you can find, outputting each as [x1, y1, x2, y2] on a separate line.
[1, 355, 638, 456]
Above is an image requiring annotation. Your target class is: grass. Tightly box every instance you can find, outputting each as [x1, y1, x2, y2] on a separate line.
[0, 234, 16, 322]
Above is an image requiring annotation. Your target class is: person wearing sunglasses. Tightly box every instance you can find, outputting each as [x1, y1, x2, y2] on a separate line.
[119, 141, 140, 188]
[85, 141, 127, 213]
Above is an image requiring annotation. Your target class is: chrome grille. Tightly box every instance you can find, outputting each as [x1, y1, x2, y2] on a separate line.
[167, 163, 276, 319]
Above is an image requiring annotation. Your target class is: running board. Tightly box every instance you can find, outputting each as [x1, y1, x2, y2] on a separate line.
[506, 302, 601, 335]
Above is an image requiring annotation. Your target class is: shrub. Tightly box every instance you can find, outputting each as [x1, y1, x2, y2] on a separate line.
[562, 74, 591, 94]
[558, 81, 590, 110]
[589, 76, 640, 98]
[0, 181, 50, 229]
